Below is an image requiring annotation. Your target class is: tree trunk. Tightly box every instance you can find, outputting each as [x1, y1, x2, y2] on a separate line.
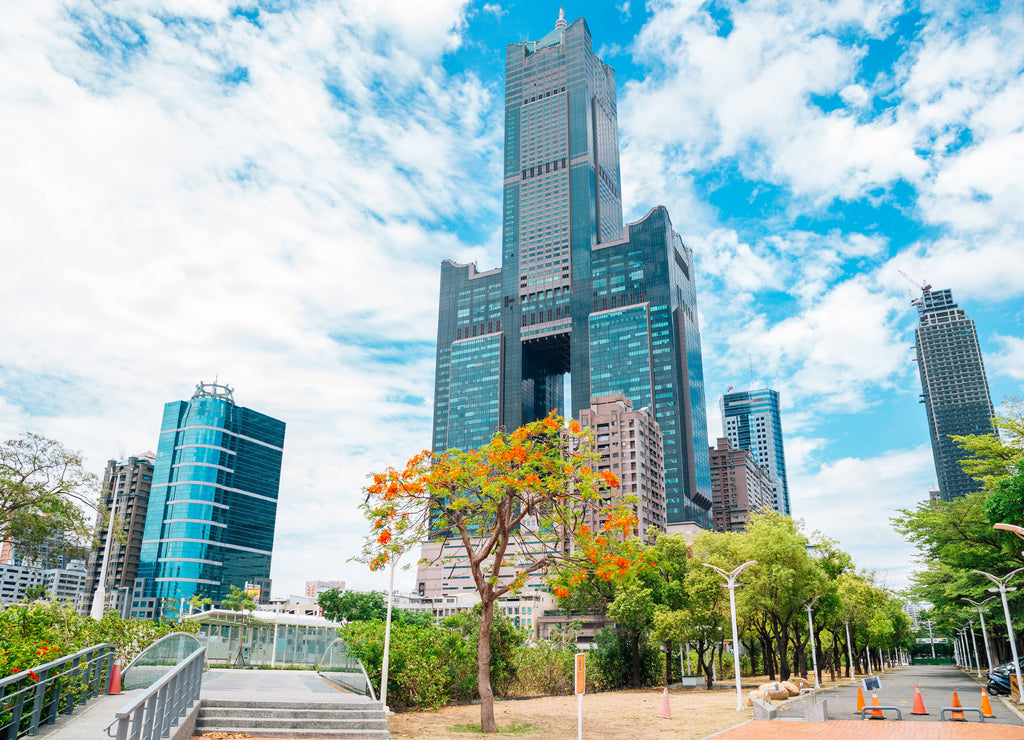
[665, 640, 674, 686]
[631, 629, 642, 689]
[776, 630, 791, 681]
[478, 599, 496, 732]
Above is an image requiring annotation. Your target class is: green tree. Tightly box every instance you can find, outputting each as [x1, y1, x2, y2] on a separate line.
[606, 580, 655, 688]
[23, 584, 48, 602]
[442, 605, 526, 696]
[222, 585, 257, 666]
[318, 589, 388, 623]
[360, 413, 642, 733]
[0, 433, 96, 559]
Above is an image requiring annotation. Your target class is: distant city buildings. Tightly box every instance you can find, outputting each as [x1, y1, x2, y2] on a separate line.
[305, 580, 346, 598]
[912, 288, 995, 501]
[0, 559, 87, 607]
[82, 452, 155, 618]
[579, 394, 666, 540]
[134, 381, 285, 615]
[721, 388, 791, 516]
[708, 438, 772, 533]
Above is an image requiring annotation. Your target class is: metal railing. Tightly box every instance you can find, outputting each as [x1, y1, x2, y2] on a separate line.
[316, 639, 376, 700]
[106, 646, 205, 740]
[0, 642, 116, 739]
[121, 633, 203, 691]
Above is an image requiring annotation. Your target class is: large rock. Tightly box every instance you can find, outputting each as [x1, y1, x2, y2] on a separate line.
[781, 680, 800, 696]
[756, 682, 790, 700]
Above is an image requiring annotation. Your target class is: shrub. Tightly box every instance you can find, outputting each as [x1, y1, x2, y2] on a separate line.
[589, 626, 663, 690]
[508, 641, 575, 696]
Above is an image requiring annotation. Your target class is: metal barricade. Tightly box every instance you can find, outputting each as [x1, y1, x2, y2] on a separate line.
[105, 646, 205, 740]
[0, 643, 116, 739]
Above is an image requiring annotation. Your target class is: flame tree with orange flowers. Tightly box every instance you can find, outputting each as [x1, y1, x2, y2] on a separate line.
[359, 411, 646, 733]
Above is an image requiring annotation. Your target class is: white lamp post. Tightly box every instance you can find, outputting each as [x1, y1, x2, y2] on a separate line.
[921, 619, 937, 660]
[966, 620, 982, 678]
[844, 620, 856, 679]
[89, 482, 121, 621]
[379, 553, 398, 711]
[804, 596, 821, 689]
[704, 560, 757, 711]
[973, 567, 1024, 705]
[964, 596, 996, 671]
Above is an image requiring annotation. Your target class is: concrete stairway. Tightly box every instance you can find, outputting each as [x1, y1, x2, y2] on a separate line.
[194, 699, 389, 739]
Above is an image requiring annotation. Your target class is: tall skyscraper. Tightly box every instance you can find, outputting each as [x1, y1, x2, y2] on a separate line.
[430, 12, 712, 528]
[135, 382, 285, 612]
[913, 288, 995, 501]
[721, 388, 791, 516]
[83, 452, 155, 617]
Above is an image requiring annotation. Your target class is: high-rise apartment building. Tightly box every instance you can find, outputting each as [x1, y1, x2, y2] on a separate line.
[913, 288, 995, 501]
[135, 382, 285, 613]
[708, 438, 772, 533]
[430, 11, 712, 528]
[82, 453, 155, 617]
[721, 388, 790, 516]
[579, 394, 666, 539]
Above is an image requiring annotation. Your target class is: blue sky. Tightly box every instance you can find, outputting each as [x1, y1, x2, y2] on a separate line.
[2, 0, 1022, 597]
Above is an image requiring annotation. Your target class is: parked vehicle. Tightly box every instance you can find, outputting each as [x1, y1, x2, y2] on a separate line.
[987, 661, 1020, 696]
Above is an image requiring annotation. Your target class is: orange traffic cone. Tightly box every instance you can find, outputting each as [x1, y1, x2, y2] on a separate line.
[911, 684, 928, 715]
[950, 690, 965, 721]
[108, 658, 122, 695]
[870, 690, 884, 719]
[980, 688, 995, 718]
[657, 687, 671, 719]
[853, 685, 865, 714]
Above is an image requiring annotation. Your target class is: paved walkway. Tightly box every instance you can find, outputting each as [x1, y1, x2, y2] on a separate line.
[200, 668, 376, 703]
[775, 665, 1023, 725]
[709, 720, 1024, 738]
[33, 688, 146, 739]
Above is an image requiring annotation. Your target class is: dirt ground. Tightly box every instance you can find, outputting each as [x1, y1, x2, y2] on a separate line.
[194, 673, 860, 740]
[386, 673, 856, 740]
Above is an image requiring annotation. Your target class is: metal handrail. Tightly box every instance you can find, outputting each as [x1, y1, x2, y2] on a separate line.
[316, 638, 377, 701]
[106, 646, 205, 740]
[121, 632, 203, 675]
[0, 642, 116, 738]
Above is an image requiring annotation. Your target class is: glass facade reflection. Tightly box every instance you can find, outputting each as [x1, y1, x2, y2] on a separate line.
[135, 382, 285, 612]
[430, 12, 712, 528]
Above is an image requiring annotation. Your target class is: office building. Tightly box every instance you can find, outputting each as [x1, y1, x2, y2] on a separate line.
[721, 388, 791, 516]
[708, 438, 772, 533]
[430, 11, 712, 529]
[578, 393, 666, 539]
[82, 453, 155, 617]
[135, 381, 285, 614]
[913, 288, 995, 501]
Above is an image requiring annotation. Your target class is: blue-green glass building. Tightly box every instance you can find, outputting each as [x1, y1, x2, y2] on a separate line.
[134, 382, 285, 612]
[721, 388, 791, 516]
[431, 12, 712, 528]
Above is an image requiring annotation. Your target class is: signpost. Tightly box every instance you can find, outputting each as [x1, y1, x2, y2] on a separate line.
[575, 653, 585, 740]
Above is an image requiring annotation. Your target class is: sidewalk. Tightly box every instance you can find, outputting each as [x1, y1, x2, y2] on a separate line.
[33, 689, 145, 739]
[710, 720, 1024, 738]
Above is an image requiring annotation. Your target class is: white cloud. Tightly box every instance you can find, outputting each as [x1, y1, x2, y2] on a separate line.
[989, 335, 1024, 382]
[795, 445, 935, 586]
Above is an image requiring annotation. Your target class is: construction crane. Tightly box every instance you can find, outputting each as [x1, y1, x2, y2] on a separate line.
[898, 269, 931, 307]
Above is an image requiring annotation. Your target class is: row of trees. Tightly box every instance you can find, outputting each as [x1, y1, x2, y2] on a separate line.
[894, 402, 1024, 662]
[360, 412, 910, 732]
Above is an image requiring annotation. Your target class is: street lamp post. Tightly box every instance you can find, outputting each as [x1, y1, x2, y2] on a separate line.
[922, 619, 937, 660]
[704, 560, 757, 712]
[89, 482, 120, 621]
[973, 567, 1024, 704]
[844, 620, 856, 679]
[380, 554, 399, 711]
[805, 597, 821, 689]
[964, 596, 996, 671]
[966, 620, 982, 678]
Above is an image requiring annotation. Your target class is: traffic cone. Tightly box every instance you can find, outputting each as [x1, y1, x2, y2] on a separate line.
[911, 684, 928, 715]
[980, 688, 995, 718]
[853, 685, 865, 714]
[657, 687, 671, 719]
[950, 690, 965, 721]
[108, 658, 122, 695]
[870, 690, 884, 719]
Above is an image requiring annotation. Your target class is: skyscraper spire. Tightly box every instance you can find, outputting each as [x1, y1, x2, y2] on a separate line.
[556, 7, 567, 30]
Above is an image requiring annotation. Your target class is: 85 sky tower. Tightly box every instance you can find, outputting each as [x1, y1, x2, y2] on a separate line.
[431, 12, 712, 528]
